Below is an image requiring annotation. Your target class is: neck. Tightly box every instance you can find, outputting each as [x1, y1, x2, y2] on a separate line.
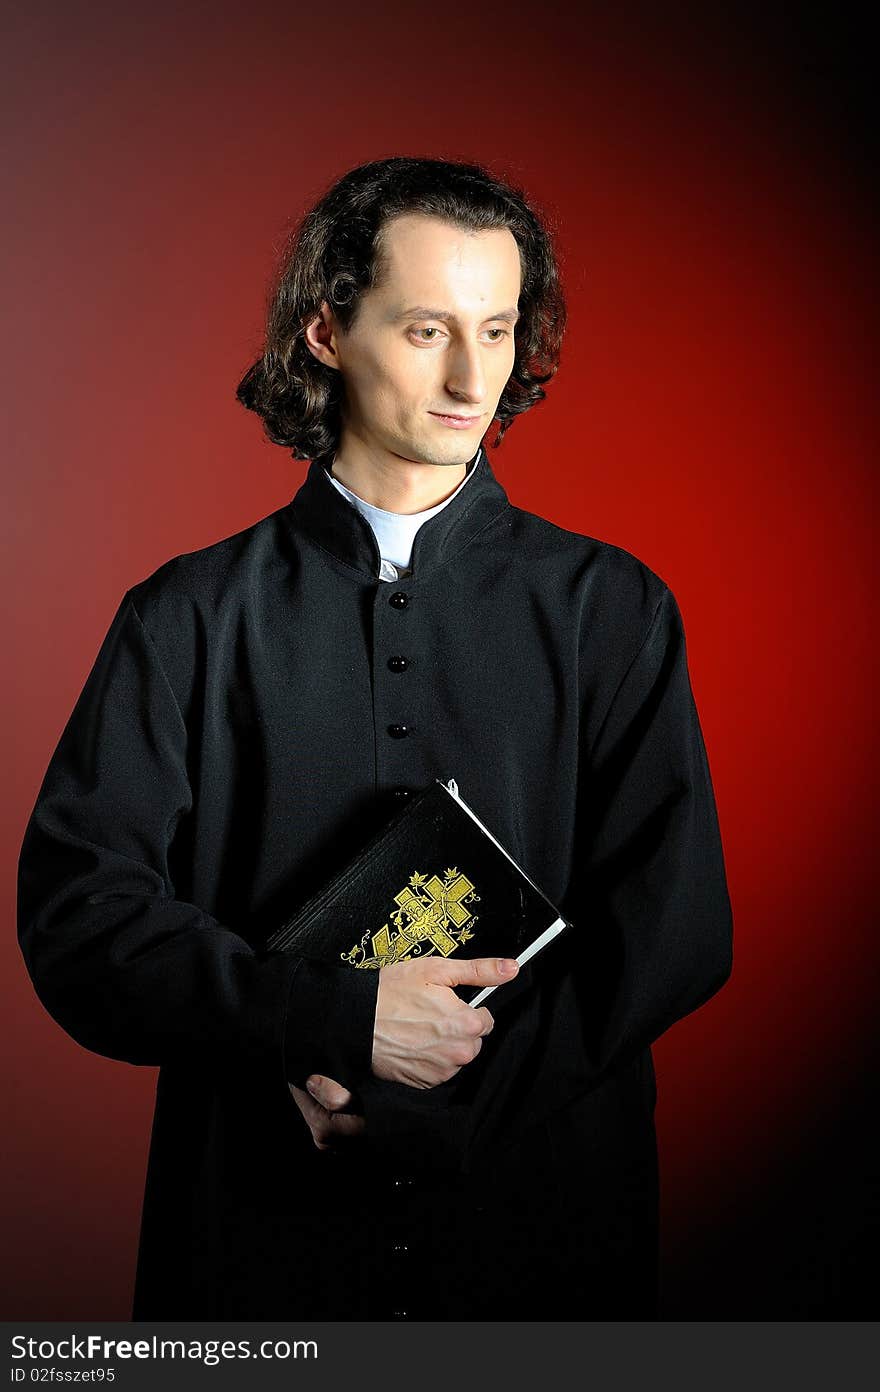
[329, 438, 470, 514]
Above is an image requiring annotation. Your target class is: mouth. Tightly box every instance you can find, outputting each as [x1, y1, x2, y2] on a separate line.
[429, 412, 482, 429]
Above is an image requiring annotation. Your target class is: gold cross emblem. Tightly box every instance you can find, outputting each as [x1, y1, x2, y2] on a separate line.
[341, 868, 480, 969]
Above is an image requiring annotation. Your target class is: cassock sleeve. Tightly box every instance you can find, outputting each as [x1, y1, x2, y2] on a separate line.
[356, 583, 733, 1170]
[17, 593, 378, 1088]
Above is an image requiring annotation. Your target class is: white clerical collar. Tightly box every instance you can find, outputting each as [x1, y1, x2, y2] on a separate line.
[324, 450, 482, 577]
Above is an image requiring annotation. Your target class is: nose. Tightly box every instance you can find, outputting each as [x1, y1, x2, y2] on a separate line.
[445, 337, 487, 405]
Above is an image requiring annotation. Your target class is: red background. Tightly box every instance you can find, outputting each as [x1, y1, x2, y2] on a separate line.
[4, 3, 876, 1318]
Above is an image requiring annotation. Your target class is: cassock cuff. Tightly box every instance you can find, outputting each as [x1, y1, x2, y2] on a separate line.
[282, 958, 379, 1093]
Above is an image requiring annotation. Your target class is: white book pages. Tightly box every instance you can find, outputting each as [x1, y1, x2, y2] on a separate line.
[441, 779, 569, 1007]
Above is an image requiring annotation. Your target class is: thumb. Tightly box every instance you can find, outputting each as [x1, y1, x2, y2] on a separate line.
[306, 1075, 354, 1111]
[427, 956, 520, 989]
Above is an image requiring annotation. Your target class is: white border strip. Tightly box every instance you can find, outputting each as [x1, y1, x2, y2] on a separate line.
[467, 916, 567, 1007]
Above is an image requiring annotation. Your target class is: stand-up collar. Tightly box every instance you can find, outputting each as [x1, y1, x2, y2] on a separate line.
[285, 446, 510, 580]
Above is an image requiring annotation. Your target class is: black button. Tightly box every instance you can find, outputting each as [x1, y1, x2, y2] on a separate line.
[387, 724, 409, 739]
[387, 655, 408, 673]
[389, 591, 409, 609]
[390, 787, 411, 801]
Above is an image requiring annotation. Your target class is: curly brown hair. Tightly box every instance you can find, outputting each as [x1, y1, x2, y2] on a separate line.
[236, 156, 566, 465]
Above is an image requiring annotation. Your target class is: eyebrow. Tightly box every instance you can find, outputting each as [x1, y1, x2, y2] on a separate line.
[393, 306, 521, 324]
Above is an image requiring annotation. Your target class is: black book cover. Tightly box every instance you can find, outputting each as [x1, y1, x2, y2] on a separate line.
[265, 778, 570, 1007]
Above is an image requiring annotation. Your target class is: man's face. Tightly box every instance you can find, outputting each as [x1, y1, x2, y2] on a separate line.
[329, 213, 522, 468]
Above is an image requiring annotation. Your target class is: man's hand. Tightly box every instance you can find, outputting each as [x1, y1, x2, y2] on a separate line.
[289, 1074, 365, 1151]
[371, 955, 519, 1089]
[289, 956, 519, 1147]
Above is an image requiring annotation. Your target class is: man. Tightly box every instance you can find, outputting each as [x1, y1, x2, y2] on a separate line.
[17, 156, 733, 1320]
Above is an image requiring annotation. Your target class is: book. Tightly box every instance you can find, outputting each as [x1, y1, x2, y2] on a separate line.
[265, 777, 571, 1007]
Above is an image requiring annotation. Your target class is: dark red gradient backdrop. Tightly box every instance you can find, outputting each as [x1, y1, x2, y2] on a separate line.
[4, 4, 876, 1319]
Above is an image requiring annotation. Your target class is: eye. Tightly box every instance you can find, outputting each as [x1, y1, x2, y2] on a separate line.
[410, 326, 443, 341]
[485, 328, 509, 341]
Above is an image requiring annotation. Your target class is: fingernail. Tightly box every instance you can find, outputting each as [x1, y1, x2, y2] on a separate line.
[306, 1079, 319, 1096]
[498, 959, 519, 974]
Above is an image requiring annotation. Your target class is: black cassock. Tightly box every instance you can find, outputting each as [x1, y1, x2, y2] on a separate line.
[17, 450, 733, 1320]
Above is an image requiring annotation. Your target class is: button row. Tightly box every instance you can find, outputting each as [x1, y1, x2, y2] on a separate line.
[387, 597, 411, 746]
[388, 1181, 415, 1319]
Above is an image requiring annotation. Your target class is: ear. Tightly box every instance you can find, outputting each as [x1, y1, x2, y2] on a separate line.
[303, 300, 341, 370]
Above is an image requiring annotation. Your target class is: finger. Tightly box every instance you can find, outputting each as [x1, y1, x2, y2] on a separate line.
[472, 1005, 495, 1036]
[290, 1085, 365, 1149]
[306, 1075, 354, 1111]
[289, 1083, 325, 1129]
[451, 1003, 495, 1038]
[326, 1111, 366, 1142]
[427, 956, 519, 989]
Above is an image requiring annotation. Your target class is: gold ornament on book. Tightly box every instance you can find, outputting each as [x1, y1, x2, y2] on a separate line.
[341, 868, 481, 968]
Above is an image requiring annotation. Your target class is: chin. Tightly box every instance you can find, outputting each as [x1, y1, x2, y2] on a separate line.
[397, 438, 475, 468]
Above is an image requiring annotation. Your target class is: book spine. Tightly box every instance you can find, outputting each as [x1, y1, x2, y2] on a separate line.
[267, 783, 439, 949]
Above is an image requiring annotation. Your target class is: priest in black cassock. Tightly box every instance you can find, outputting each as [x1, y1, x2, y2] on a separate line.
[17, 156, 733, 1320]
